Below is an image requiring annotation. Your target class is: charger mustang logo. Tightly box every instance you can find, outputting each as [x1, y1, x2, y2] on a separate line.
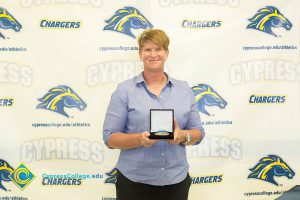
[247, 6, 292, 37]
[0, 159, 14, 191]
[36, 85, 87, 118]
[0, 7, 22, 39]
[104, 7, 153, 39]
[192, 84, 227, 116]
[248, 155, 295, 186]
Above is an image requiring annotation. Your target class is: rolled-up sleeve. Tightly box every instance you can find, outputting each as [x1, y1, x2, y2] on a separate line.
[185, 88, 205, 145]
[103, 84, 128, 147]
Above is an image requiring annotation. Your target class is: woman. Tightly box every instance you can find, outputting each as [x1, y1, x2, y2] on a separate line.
[103, 29, 205, 200]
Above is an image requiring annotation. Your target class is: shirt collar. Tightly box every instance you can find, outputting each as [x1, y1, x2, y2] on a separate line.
[135, 72, 173, 86]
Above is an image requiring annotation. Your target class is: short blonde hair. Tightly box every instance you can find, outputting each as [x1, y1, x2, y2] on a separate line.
[138, 29, 169, 52]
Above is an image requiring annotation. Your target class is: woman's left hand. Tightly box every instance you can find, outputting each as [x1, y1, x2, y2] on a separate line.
[167, 118, 185, 145]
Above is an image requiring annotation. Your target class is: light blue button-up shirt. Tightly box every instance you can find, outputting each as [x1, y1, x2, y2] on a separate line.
[103, 72, 205, 186]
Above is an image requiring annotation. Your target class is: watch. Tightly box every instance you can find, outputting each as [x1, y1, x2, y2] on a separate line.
[183, 132, 191, 145]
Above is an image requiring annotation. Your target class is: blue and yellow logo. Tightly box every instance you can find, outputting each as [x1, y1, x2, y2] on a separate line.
[36, 85, 87, 118]
[248, 155, 295, 186]
[104, 7, 153, 39]
[0, 159, 14, 191]
[0, 160, 35, 191]
[104, 168, 117, 184]
[192, 84, 227, 116]
[0, 7, 22, 39]
[9, 163, 36, 191]
[247, 6, 292, 37]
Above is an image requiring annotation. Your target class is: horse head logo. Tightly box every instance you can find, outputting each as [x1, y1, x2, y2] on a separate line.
[104, 168, 117, 184]
[0, 7, 22, 39]
[37, 85, 87, 118]
[192, 84, 227, 116]
[248, 155, 295, 186]
[104, 6, 153, 38]
[0, 159, 14, 191]
[247, 6, 292, 37]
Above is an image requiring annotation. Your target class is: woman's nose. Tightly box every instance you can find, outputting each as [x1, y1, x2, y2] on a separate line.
[150, 50, 157, 57]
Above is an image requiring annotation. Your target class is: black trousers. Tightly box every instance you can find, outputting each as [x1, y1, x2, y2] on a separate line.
[116, 171, 192, 200]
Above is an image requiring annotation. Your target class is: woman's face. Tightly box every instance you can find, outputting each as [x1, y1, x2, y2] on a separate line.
[140, 40, 168, 73]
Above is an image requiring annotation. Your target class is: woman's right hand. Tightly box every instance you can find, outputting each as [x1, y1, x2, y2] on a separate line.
[140, 131, 158, 148]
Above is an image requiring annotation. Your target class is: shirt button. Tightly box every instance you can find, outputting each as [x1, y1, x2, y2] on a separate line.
[161, 153, 164, 156]
[161, 168, 165, 170]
